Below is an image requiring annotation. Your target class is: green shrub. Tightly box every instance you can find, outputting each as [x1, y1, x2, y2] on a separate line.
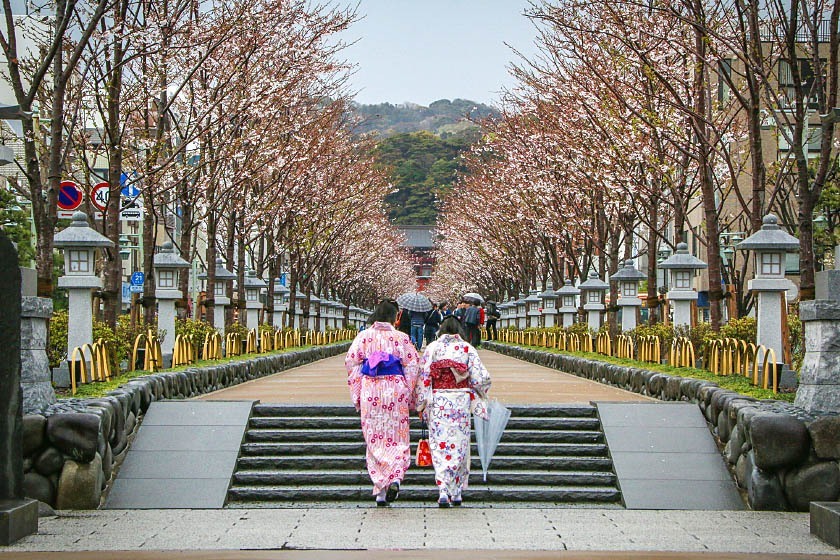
[565, 322, 593, 338]
[176, 318, 217, 344]
[48, 310, 69, 367]
[225, 321, 249, 340]
[719, 316, 757, 343]
[788, 304, 804, 372]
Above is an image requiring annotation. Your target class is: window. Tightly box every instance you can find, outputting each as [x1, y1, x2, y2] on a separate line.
[760, 252, 783, 276]
[247, 289, 258, 302]
[530, 302, 539, 312]
[622, 283, 638, 297]
[785, 253, 800, 275]
[544, 298, 555, 309]
[213, 282, 225, 297]
[778, 123, 821, 155]
[778, 58, 826, 108]
[563, 296, 576, 308]
[674, 271, 691, 289]
[68, 250, 90, 273]
[588, 291, 601, 304]
[717, 58, 732, 105]
[158, 269, 175, 289]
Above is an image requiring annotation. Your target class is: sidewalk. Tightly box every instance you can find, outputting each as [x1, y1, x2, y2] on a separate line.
[2, 508, 835, 555]
[199, 350, 654, 404]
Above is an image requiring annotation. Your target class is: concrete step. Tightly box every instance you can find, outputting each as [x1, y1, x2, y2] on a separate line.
[232, 469, 618, 487]
[244, 428, 605, 444]
[226, 484, 621, 503]
[237, 454, 617, 472]
[239, 441, 610, 457]
[248, 416, 602, 431]
[251, 404, 598, 419]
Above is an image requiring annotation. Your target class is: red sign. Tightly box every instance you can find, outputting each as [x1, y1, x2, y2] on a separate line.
[57, 181, 83, 211]
[90, 182, 109, 212]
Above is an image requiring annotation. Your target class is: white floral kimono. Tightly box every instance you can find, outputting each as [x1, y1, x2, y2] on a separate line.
[415, 334, 491, 499]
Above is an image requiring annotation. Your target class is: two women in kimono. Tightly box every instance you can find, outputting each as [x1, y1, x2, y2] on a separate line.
[416, 316, 491, 507]
[346, 305, 491, 507]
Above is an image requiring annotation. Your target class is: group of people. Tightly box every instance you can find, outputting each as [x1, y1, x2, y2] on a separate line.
[345, 299, 492, 507]
[395, 299, 501, 351]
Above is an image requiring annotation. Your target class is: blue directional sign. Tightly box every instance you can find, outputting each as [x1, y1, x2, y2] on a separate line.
[130, 271, 145, 286]
[120, 171, 141, 197]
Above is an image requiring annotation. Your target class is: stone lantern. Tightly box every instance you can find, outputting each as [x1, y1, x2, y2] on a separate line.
[292, 290, 306, 329]
[659, 243, 707, 328]
[198, 257, 236, 335]
[243, 270, 267, 331]
[557, 280, 581, 328]
[153, 241, 189, 367]
[317, 299, 330, 330]
[497, 302, 509, 329]
[579, 271, 609, 331]
[336, 301, 348, 328]
[525, 290, 542, 328]
[514, 292, 528, 329]
[272, 280, 290, 329]
[539, 281, 560, 327]
[53, 212, 114, 362]
[307, 293, 321, 331]
[736, 214, 799, 366]
[610, 260, 647, 331]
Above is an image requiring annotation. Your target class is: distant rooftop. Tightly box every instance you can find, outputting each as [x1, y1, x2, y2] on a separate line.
[397, 225, 436, 249]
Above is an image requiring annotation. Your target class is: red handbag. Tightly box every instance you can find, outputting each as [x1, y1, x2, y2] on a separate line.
[416, 422, 432, 467]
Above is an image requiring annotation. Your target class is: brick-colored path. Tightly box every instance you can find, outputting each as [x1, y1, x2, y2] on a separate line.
[199, 349, 653, 404]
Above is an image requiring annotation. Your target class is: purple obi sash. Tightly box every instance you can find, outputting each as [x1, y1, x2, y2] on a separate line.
[361, 351, 404, 377]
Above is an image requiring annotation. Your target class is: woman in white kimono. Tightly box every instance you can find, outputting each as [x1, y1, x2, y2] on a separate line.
[415, 316, 491, 507]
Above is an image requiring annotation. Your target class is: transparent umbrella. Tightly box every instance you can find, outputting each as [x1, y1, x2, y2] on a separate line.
[396, 292, 433, 312]
[473, 399, 511, 482]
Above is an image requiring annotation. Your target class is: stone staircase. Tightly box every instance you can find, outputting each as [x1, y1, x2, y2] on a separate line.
[225, 404, 623, 506]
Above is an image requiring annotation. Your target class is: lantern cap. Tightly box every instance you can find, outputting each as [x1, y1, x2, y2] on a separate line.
[197, 257, 236, 280]
[659, 243, 708, 270]
[610, 259, 647, 281]
[578, 270, 609, 291]
[153, 241, 189, 269]
[736, 214, 800, 252]
[272, 279, 290, 295]
[539, 280, 558, 298]
[515, 293, 527, 305]
[525, 290, 541, 303]
[54, 212, 114, 248]
[557, 279, 581, 296]
[243, 269, 267, 289]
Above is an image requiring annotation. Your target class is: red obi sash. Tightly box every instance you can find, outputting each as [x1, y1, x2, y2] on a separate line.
[429, 359, 470, 390]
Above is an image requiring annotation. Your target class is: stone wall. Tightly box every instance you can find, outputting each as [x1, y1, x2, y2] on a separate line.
[484, 341, 840, 511]
[20, 343, 351, 510]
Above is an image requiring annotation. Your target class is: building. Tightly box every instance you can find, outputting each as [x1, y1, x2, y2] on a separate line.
[398, 225, 436, 290]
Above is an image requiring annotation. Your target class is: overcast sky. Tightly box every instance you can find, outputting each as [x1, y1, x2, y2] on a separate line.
[339, 0, 539, 107]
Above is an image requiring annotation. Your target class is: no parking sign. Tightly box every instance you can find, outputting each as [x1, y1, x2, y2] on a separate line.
[57, 181, 83, 218]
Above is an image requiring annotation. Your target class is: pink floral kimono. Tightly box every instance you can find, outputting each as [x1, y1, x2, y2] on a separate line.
[346, 322, 420, 495]
[416, 334, 491, 501]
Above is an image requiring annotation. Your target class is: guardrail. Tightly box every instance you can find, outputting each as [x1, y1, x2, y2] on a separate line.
[69, 338, 115, 395]
[706, 337, 778, 393]
[172, 334, 198, 367]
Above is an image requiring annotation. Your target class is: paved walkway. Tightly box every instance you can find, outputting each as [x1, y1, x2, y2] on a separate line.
[3, 508, 835, 555]
[199, 350, 654, 404]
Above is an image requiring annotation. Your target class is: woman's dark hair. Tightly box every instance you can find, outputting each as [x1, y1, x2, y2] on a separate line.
[370, 299, 399, 324]
[438, 316, 464, 337]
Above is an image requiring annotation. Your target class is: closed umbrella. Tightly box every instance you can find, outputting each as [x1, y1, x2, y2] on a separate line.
[396, 292, 433, 312]
[473, 399, 511, 482]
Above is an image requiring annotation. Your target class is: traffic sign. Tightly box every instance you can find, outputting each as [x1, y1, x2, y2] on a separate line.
[130, 271, 145, 286]
[57, 181, 83, 218]
[129, 285, 144, 293]
[91, 182, 109, 212]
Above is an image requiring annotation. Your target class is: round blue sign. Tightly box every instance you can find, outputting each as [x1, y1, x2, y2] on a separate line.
[130, 271, 145, 286]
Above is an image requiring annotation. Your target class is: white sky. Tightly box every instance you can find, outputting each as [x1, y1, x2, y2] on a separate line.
[339, 0, 540, 106]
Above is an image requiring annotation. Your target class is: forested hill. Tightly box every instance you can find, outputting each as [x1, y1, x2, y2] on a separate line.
[375, 130, 475, 225]
[352, 98, 499, 137]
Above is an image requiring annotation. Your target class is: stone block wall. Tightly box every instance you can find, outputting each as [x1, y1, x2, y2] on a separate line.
[484, 341, 840, 511]
[20, 343, 351, 510]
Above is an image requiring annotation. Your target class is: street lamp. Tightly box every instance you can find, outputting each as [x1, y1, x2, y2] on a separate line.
[153, 241, 189, 367]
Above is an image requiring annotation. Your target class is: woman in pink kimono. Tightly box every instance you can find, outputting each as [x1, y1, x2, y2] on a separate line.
[346, 300, 420, 505]
[415, 316, 491, 507]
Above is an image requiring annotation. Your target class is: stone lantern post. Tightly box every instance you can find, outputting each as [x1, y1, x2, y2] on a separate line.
[610, 259, 647, 331]
[515, 293, 527, 329]
[736, 214, 799, 366]
[317, 299, 329, 330]
[293, 290, 306, 329]
[272, 281, 289, 329]
[53, 212, 114, 362]
[557, 280, 580, 328]
[153, 241, 189, 367]
[198, 257, 236, 335]
[497, 302, 509, 329]
[525, 290, 542, 328]
[539, 281, 559, 327]
[243, 270, 267, 331]
[579, 271, 609, 331]
[307, 293, 321, 331]
[659, 243, 707, 328]
[336, 302, 348, 328]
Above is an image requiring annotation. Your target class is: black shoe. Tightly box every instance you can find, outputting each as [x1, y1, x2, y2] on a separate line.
[438, 495, 450, 508]
[451, 498, 462, 506]
[376, 499, 388, 507]
[386, 482, 400, 503]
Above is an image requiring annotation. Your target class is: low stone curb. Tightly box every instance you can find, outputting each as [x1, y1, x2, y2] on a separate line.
[484, 341, 840, 511]
[20, 342, 351, 510]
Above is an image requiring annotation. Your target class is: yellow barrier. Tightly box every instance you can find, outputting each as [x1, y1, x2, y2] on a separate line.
[172, 334, 198, 368]
[707, 337, 778, 393]
[638, 335, 661, 364]
[615, 335, 634, 359]
[669, 337, 696, 368]
[261, 330, 273, 352]
[568, 333, 581, 352]
[596, 332, 612, 356]
[69, 338, 115, 395]
[274, 329, 285, 350]
[203, 331, 222, 360]
[131, 330, 163, 373]
[246, 329, 258, 354]
[226, 332, 241, 357]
